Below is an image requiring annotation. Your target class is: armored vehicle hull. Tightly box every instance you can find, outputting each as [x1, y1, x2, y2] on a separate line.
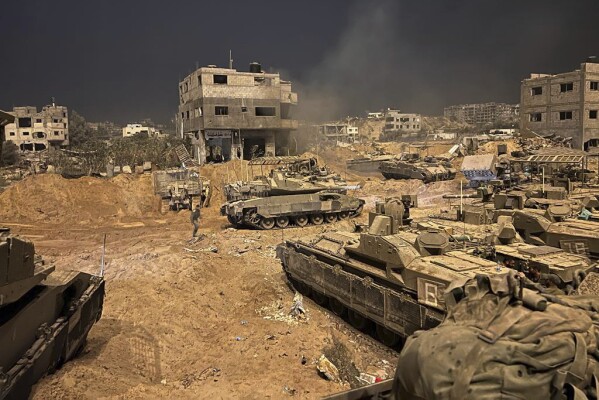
[221, 192, 364, 230]
[379, 160, 456, 183]
[276, 219, 505, 347]
[0, 231, 105, 399]
[153, 168, 211, 211]
[512, 210, 599, 260]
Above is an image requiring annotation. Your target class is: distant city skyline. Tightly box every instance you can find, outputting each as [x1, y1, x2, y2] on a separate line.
[2, 0, 599, 124]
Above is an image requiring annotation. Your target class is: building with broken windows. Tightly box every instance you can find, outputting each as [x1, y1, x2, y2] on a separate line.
[318, 122, 359, 143]
[177, 62, 298, 164]
[520, 58, 599, 150]
[444, 102, 519, 125]
[382, 110, 421, 139]
[3, 103, 69, 151]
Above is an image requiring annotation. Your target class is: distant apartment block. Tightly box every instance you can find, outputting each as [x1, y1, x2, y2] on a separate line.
[444, 102, 519, 125]
[122, 123, 159, 138]
[3, 103, 69, 151]
[367, 111, 384, 119]
[382, 109, 421, 138]
[318, 122, 359, 143]
[520, 58, 599, 150]
[177, 62, 298, 164]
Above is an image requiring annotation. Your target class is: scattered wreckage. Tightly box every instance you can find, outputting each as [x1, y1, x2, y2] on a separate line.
[0, 228, 105, 399]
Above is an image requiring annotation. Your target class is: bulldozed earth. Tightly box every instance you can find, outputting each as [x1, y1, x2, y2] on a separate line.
[0, 144, 471, 399]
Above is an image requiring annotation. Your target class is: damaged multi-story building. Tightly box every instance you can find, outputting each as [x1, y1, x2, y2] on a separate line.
[520, 58, 599, 150]
[177, 62, 298, 164]
[318, 121, 359, 143]
[444, 102, 519, 125]
[3, 103, 69, 151]
[382, 109, 421, 139]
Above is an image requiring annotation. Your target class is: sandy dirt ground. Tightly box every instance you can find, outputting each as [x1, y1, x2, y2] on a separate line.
[0, 143, 467, 399]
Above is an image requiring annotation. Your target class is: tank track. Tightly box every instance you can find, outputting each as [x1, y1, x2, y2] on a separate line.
[236, 205, 364, 230]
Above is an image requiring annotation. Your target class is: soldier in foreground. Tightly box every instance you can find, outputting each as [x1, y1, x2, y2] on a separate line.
[191, 203, 201, 238]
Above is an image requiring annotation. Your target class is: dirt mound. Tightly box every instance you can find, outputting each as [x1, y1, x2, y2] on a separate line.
[0, 173, 159, 225]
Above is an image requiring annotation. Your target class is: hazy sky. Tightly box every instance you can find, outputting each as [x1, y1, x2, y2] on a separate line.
[1, 0, 598, 124]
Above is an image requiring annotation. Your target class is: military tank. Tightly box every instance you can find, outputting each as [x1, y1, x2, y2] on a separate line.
[0, 228, 105, 399]
[276, 201, 508, 346]
[379, 154, 456, 182]
[224, 157, 351, 202]
[221, 192, 365, 230]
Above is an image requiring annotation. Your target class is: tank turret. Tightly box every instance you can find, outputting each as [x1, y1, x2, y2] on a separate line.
[224, 157, 352, 202]
[379, 154, 456, 183]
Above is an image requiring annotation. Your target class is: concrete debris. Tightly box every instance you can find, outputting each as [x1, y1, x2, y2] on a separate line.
[316, 355, 340, 381]
[357, 372, 377, 385]
[256, 298, 308, 326]
[289, 292, 305, 317]
[283, 386, 296, 396]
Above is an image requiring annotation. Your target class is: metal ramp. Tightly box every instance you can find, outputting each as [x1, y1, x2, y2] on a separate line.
[174, 144, 198, 167]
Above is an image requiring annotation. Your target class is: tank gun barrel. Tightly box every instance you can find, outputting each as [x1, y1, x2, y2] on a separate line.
[443, 193, 479, 199]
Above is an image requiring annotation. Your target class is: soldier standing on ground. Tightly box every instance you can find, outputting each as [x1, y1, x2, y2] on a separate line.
[191, 204, 201, 238]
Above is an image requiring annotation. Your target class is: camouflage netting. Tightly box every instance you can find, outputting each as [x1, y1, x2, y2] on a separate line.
[395, 271, 599, 400]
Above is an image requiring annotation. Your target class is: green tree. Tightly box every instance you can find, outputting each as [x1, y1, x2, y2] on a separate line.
[1, 141, 20, 166]
[69, 110, 94, 147]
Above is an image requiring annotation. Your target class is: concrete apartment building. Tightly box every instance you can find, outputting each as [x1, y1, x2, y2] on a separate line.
[177, 62, 298, 164]
[444, 102, 519, 125]
[318, 122, 359, 143]
[520, 59, 599, 150]
[3, 103, 69, 151]
[383, 109, 421, 138]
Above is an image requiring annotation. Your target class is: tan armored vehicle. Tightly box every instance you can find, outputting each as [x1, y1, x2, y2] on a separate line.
[224, 157, 350, 202]
[276, 202, 507, 346]
[379, 154, 456, 183]
[512, 209, 599, 259]
[221, 192, 365, 229]
[153, 168, 211, 211]
[0, 228, 105, 398]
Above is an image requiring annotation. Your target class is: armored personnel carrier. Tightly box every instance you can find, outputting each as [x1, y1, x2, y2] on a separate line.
[153, 167, 211, 212]
[276, 202, 507, 346]
[512, 209, 599, 260]
[221, 192, 364, 230]
[379, 154, 456, 182]
[0, 228, 105, 399]
[224, 157, 350, 202]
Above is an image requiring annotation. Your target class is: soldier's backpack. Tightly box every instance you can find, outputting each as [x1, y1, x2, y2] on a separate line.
[394, 271, 599, 400]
